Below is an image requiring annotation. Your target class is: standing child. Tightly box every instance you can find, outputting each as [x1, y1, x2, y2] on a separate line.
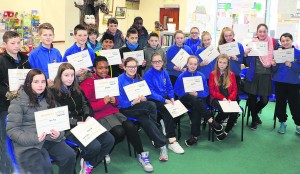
[144, 32, 167, 73]
[244, 24, 274, 130]
[6, 69, 76, 174]
[0, 31, 31, 142]
[119, 27, 146, 77]
[132, 16, 149, 49]
[29, 23, 62, 80]
[87, 28, 102, 55]
[271, 33, 300, 134]
[63, 24, 95, 77]
[166, 30, 193, 85]
[143, 53, 185, 154]
[118, 57, 168, 162]
[51, 63, 114, 174]
[218, 27, 244, 102]
[209, 54, 238, 140]
[184, 27, 201, 55]
[174, 56, 211, 146]
[105, 17, 125, 49]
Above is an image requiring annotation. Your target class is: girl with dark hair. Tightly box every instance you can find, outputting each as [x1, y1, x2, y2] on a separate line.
[271, 33, 300, 134]
[244, 24, 274, 130]
[51, 63, 114, 174]
[6, 68, 76, 174]
[80, 56, 152, 172]
[118, 57, 168, 164]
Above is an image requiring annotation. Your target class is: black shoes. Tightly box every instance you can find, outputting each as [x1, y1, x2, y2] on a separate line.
[211, 121, 223, 131]
[250, 122, 258, 130]
[216, 132, 228, 141]
[185, 136, 198, 147]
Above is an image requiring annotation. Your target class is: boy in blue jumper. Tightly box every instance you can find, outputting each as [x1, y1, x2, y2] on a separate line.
[29, 23, 62, 80]
[63, 24, 95, 77]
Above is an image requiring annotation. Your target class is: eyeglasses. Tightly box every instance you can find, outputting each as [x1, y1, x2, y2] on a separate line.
[191, 32, 199, 35]
[126, 66, 138, 70]
[151, 60, 163, 64]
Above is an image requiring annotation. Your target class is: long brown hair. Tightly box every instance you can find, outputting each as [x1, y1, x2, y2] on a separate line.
[22, 69, 55, 108]
[53, 63, 81, 96]
[214, 54, 231, 88]
[218, 27, 234, 45]
[124, 57, 142, 80]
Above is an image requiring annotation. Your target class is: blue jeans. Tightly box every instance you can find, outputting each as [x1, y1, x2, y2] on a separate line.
[120, 101, 167, 148]
[67, 131, 114, 167]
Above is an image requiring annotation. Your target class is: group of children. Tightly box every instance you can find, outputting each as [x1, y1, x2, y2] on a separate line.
[0, 16, 299, 174]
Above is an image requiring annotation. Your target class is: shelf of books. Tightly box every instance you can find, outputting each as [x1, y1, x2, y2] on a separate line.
[160, 31, 190, 47]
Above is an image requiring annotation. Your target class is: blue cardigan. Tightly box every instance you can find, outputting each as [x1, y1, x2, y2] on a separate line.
[272, 47, 300, 84]
[184, 38, 201, 55]
[143, 68, 174, 103]
[195, 47, 217, 79]
[174, 70, 209, 99]
[166, 44, 193, 77]
[227, 42, 244, 76]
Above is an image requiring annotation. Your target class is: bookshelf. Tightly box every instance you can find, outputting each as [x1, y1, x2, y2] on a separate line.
[160, 31, 190, 47]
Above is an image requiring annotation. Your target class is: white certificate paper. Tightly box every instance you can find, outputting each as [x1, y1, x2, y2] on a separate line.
[218, 101, 242, 113]
[71, 117, 107, 147]
[100, 49, 122, 65]
[34, 106, 70, 136]
[171, 49, 190, 68]
[274, 48, 294, 63]
[94, 77, 119, 99]
[164, 100, 188, 118]
[218, 42, 240, 57]
[8, 69, 31, 91]
[48, 62, 63, 80]
[183, 76, 204, 93]
[199, 45, 220, 63]
[66, 50, 93, 70]
[123, 80, 151, 101]
[123, 50, 144, 65]
[248, 42, 268, 56]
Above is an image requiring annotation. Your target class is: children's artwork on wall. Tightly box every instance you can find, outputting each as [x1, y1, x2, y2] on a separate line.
[115, 7, 126, 19]
[126, 0, 140, 10]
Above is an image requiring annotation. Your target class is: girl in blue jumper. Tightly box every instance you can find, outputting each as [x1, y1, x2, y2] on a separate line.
[118, 57, 168, 163]
[166, 30, 193, 85]
[174, 56, 211, 146]
[144, 53, 185, 154]
[218, 27, 244, 102]
[271, 33, 300, 134]
[184, 27, 201, 55]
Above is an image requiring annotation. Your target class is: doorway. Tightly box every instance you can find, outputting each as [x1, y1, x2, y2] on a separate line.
[159, 8, 180, 31]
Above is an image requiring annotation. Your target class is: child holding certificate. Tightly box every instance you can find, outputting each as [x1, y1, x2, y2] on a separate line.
[166, 30, 193, 85]
[119, 27, 146, 77]
[208, 54, 238, 141]
[174, 56, 211, 146]
[80, 56, 154, 172]
[184, 27, 201, 55]
[118, 57, 169, 162]
[6, 69, 76, 174]
[51, 63, 114, 174]
[271, 33, 300, 134]
[244, 24, 274, 130]
[218, 27, 244, 101]
[143, 53, 185, 154]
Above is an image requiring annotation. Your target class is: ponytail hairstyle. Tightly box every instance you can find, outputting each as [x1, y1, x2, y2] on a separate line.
[214, 54, 231, 88]
[200, 31, 212, 47]
[218, 27, 234, 45]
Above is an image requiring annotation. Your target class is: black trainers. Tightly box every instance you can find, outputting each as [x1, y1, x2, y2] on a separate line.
[211, 121, 223, 131]
[185, 136, 198, 147]
[257, 117, 262, 125]
[216, 132, 228, 141]
[213, 129, 223, 136]
[250, 122, 258, 130]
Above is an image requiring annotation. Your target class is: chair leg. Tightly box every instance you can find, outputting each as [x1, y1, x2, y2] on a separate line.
[127, 136, 132, 157]
[241, 110, 245, 142]
[104, 158, 108, 173]
[177, 118, 181, 141]
[273, 113, 277, 129]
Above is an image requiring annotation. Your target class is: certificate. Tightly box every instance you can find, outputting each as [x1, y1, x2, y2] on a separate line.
[34, 106, 70, 136]
[66, 50, 93, 70]
[48, 62, 63, 80]
[274, 48, 294, 63]
[8, 69, 31, 91]
[218, 42, 240, 57]
[248, 42, 268, 56]
[71, 117, 107, 147]
[183, 76, 204, 93]
[164, 100, 188, 118]
[94, 77, 119, 99]
[171, 49, 190, 68]
[100, 49, 122, 65]
[123, 50, 144, 65]
[123, 80, 151, 101]
[199, 45, 220, 63]
[218, 101, 242, 113]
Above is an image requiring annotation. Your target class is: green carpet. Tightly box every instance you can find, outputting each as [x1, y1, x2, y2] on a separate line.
[54, 101, 300, 174]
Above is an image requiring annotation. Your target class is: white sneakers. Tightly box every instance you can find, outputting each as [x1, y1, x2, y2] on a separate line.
[138, 152, 154, 172]
[168, 141, 185, 154]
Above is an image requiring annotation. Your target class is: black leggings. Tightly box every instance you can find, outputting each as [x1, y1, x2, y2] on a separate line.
[109, 120, 143, 154]
[248, 94, 269, 122]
